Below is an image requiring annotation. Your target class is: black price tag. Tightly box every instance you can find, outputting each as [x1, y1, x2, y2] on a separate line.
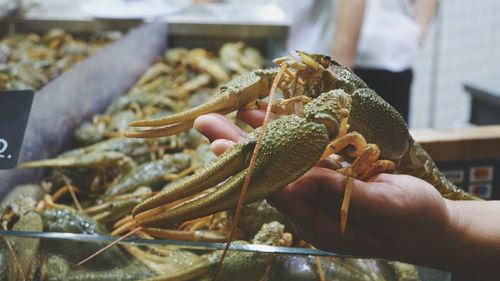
[0, 90, 34, 169]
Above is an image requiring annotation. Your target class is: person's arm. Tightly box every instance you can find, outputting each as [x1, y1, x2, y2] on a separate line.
[331, 0, 366, 68]
[193, 110, 500, 280]
[437, 200, 500, 278]
[414, 0, 439, 45]
[271, 171, 500, 281]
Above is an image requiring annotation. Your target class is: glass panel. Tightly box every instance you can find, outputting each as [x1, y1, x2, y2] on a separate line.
[1, 231, 442, 281]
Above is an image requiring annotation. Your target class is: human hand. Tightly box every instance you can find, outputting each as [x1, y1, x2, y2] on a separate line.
[193, 110, 455, 264]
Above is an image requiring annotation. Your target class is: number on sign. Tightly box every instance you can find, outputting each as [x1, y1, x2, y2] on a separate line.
[0, 138, 11, 159]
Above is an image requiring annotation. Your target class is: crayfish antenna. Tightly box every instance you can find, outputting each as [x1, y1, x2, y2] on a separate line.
[211, 63, 288, 281]
[77, 227, 142, 266]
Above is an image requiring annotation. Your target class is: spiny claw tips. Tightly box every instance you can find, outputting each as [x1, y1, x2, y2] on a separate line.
[122, 130, 164, 139]
[132, 203, 146, 217]
[128, 119, 152, 127]
[128, 117, 175, 127]
[122, 131, 140, 138]
[17, 163, 29, 169]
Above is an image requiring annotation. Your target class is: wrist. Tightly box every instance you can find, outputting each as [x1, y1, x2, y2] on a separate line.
[380, 196, 458, 269]
[397, 198, 459, 270]
[437, 199, 500, 279]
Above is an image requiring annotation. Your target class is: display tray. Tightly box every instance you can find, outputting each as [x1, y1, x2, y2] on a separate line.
[3, 233, 415, 281]
[0, 18, 142, 38]
[1, 229, 343, 257]
[4, 17, 288, 56]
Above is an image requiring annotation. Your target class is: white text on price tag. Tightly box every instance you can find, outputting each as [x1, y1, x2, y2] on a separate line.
[0, 138, 12, 159]
[0, 90, 34, 169]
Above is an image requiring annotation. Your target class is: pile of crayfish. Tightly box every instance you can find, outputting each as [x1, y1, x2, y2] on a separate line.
[0, 28, 120, 91]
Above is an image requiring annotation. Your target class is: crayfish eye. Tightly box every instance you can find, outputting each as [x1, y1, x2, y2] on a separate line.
[321, 56, 332, 68]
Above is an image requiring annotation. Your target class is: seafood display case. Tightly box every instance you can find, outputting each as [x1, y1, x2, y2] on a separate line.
[0, 21, 166, 194]
[0, 17, 445, 280]
[0, 11, 289, 196]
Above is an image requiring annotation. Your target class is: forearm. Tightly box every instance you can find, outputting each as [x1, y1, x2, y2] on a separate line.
[414, 0, 438, 44]
[417, 200, 500, 279]
[332, 0, 365, 68]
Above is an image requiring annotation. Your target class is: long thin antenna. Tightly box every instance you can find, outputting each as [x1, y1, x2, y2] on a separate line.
[61, 174, 82, 212]
[211, 64, 288, 281]
[77, 226, 142, 266]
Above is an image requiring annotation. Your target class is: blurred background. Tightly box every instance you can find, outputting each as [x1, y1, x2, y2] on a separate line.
[2, 0, 500, 130]
[410, 0, 500, 129]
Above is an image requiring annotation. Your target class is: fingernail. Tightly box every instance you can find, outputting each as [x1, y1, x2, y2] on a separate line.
[219, 139, 235, 146]
[211, 139, 235, 156]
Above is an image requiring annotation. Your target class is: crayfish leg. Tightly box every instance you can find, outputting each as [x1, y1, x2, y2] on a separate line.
[246, 95, 312, 116]
[322, 132, 395, 236]
[358, 160, 396, 181]
[321, 131, 368, 160]
[340, 176, 354, 236]
[338, 144, 380, 236]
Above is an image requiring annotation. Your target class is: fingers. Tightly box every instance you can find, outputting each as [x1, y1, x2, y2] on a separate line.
[237, 108, 273, 129]
[309, 170, 395, 220]
[194, 110, 270, 155]
[271, 168, 347, 215]
[210, 139, 235, 156]
[267, 171, 339, 246]
[273, 168, 433, 234]
[194, 108, 273, 141]
[315, 158, 342, 170]
[269, 168, 371, 252]
[271, 168, 395, 227]
[269, 168, 345, 234]
[193, 113, 247, 142]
